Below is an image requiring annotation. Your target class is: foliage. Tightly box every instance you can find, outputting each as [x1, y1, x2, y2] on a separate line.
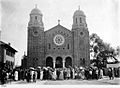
[90, 33, 119, 68]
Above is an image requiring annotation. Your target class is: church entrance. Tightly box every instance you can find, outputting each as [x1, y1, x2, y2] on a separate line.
[65, 57, 72, 68]
[55, 57, 63, 68]
[46, 56, 53, 68]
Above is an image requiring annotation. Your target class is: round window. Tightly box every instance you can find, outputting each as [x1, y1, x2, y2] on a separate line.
[80, 31, 84, 37]
[53, 34, 65, 46]
[80, 32, 83, 35]
[33, 30, 39, 36]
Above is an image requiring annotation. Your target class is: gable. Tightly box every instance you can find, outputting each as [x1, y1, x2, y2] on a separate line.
[45, 24, 72, 45]
[45, 24, 72, 35]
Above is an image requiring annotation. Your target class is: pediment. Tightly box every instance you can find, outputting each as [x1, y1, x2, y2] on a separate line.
[45, 24, 72, 35]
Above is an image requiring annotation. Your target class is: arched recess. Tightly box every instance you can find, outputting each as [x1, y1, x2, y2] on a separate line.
[56, 56, 63, 68]
[65, 57, 72, 68]
[46, 56, 53, 68]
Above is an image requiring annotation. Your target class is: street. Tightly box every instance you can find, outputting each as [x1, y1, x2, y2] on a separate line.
[4, 77, 120, 85]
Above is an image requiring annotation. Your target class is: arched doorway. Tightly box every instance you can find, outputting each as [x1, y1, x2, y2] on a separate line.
[46, 56, 53, 68]
[65, 57, 72, 68]
[56, 57, 63, 68]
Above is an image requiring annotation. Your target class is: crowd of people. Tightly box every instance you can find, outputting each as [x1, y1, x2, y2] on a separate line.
[0, 66, 117, 85]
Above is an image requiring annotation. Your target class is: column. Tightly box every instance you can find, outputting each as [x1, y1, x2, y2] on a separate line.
[53, 59, 56, 68]
[63, 59, 65, 68]
[13, 54, 15, 68]
[4, 49, 6, 63]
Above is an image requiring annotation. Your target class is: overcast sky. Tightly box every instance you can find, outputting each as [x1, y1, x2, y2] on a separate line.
[0, 0, 120, 65]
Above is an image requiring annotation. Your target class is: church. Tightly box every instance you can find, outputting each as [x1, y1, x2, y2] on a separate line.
[26, 6, 90, 68]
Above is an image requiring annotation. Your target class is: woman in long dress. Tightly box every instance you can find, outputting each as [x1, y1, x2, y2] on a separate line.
[40, 69, 43, 80]
[72, 68, 75, 79]
[81, 69, 85, 80]
[30, 70, 34, 82]
[99, 69, 103, 79]
[14, 70, 18, 81]
[52, 69, 57, 80]
[67, 68, 71, 79]
[59, 69, 63, 80]
[33, 71, 37, 82]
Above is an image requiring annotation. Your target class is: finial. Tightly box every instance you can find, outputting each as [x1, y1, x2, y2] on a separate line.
[58, 19, 60, 25]
[35, 4, 37, 8]
[78, 5, 80, 10]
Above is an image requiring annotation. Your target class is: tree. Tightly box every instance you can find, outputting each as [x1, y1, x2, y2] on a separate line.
[90, 33, 118, 68]
[115, 46, 120, 61]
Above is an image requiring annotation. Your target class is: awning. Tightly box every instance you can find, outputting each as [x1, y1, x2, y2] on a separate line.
[107, 63, 120, 68]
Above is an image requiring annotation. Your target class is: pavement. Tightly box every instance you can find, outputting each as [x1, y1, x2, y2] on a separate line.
[1, 77, 120, 88]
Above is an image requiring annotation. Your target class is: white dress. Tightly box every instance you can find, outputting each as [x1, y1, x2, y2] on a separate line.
[35, 71, 37, 79]
[59, 70, 63, 80]
[52, 70, 57, 80]
[30, 70, 34, 81]
[100, 69, 103, 78]
[14, 71, 18, 81]
[67, 69, 71, 78]
[40, 70, 43, 80]
[72, 69, 75, 79]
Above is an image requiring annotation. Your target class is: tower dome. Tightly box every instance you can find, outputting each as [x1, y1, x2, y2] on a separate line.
[28, 5, 44, 28]
[74, 10, 85, 16]
[30, 5, 42, 15]
[72, 6, 87, 29]
[73, 6, 85, 16]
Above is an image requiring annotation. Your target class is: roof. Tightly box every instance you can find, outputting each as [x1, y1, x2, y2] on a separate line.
[107, 63, 120, 68]
[45, 24, 71, 33]
[73, 6, 85, 17]
[0, 41, 17, 52]
[74, 9, 85, 16]
[30, 7, 42, 15]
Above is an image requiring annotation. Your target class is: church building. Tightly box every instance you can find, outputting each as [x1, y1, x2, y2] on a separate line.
[26, 6, 90, 68]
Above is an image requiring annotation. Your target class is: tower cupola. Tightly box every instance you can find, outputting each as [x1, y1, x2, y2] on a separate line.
[30, 6, 42, 15]
[72, 6, 87, 29]
[73, 7, 85, 16]
[28, 5, 44, 28]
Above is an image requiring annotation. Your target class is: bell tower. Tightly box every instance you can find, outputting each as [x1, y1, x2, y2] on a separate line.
[72, 7, 90, 67]
[28, 5, 44, 28]
[27, 5, 45, 68]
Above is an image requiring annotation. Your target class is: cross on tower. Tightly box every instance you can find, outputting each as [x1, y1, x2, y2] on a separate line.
[78, 5, 80, 10]
[35, 4, 37, 8]
[58, 19, 60, 25]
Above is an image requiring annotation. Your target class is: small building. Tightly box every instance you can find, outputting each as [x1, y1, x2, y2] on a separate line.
[0, 41, 17, 69]
[107, 62, 120, 77]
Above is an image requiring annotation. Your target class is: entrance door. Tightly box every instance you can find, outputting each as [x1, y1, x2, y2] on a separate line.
[65, 57, 72, 68]
[56, 57, 63, 68]
[46, 57, 53, 68]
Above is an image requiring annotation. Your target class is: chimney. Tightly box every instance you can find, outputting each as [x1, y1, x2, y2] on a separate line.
[8, 43, 11, 46]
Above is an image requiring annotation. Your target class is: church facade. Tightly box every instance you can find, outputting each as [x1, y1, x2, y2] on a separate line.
[27, 6, 90, 68]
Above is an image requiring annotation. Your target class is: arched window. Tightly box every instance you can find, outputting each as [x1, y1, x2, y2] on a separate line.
[35, 16, 37, 20]
[83, 58, 85, 65]
[67, 44, 70, 49]
[80, 18, 82, 23]
[46, 57, 53, 68]
[76, 18, 77, 23]
[80, 58, 85, 65]
[48, 43, 51, 49]
[80, 58, 82, 65]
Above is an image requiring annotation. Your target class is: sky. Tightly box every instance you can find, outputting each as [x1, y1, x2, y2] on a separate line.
[0, 0, 120, 66]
